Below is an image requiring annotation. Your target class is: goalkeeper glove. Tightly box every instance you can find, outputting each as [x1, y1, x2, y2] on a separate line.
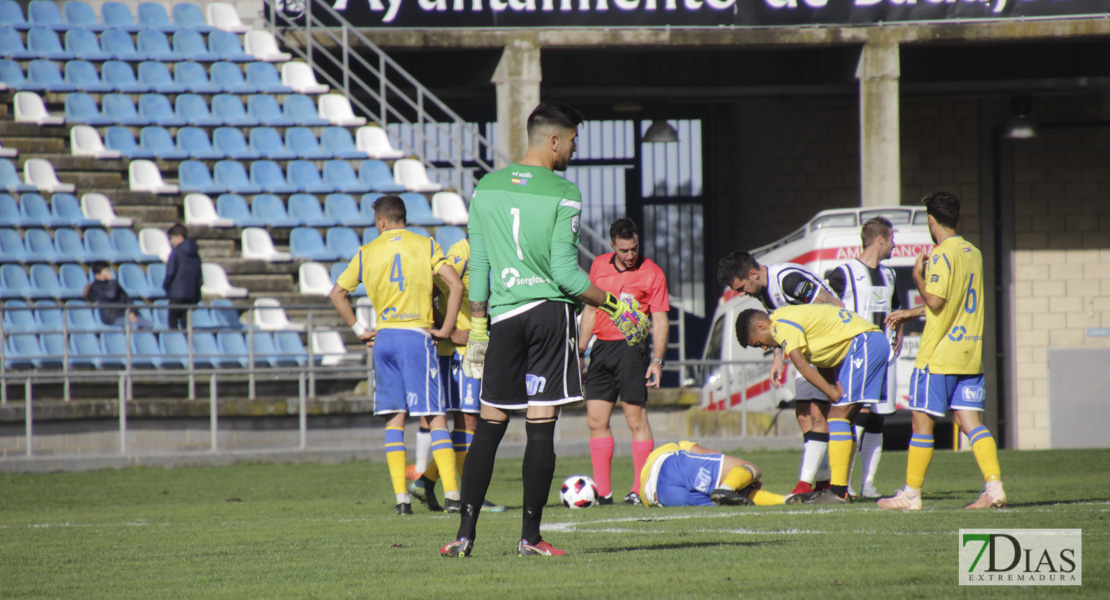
[462, 315, 489, 379]
[599, 292, 650, 346]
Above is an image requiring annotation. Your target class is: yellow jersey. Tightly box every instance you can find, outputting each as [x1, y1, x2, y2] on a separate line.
[915, 235, 984, 375]
[336, 228, 446, 330]
[434, 238, 471, 357]
[639, 441, 699, 507]
[770, 304, 880, 369]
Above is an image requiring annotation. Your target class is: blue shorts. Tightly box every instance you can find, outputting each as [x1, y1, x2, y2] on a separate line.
[908, 366, 985, 417]
[655, 450, 723, 507]
[372, 328, 442, 417]
[834, 331, 889, 406]
[439, 352, 480, 414]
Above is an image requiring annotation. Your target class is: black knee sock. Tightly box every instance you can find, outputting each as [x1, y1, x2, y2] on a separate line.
[521, 419, 557, 545]
[456, 417, 507, 541]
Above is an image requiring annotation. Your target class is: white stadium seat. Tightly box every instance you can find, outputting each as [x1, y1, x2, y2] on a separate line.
[129, 160, 179, 194]
[355, 126, 404, 160]
[82, 193, 133, 227]
[241, 227, 292, 262]
[201, 263, 249, 298]
[393, 158, 443, 193]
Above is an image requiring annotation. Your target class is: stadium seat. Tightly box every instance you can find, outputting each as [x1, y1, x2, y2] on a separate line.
[210, 299, 245, 330]
[102, 93, 149, 126]
[435, 225, 466, 250]
[297, 261, 333, 296]
[184, 193, 234, 227]
[283, 94, 330, 126]
[255, 331, 300, 368]
[0, 1, 31, 30]
[27, 27, 73, 60]
[29, 264, 68, 299]
[248, 127, 296, 160]
[280, 60, 326, 93]
[250, 194, 300, 227]
[14, 90, 64, 125]
[323, 160, 371, 194]
[0, 140, 16, 158]
[137, 61, 186, 93]
[138, 93, 185, 126]
[27, 59, 73, 91]
[1, 263, 36, 299]
[249, 160, 298, 194]
[59, 262, 89, 298]
[24, 227, 65, 262]
[289, 227, 339, 262]
[118, 262, 160, 298]
[214, 160, 262, 195]
[137, 2, 178, 33]
[211, 92, 258, 126]
[138, 227, 172, 262]
[252, 297, 304, 332]
[275, 329, 315, 366]
[246, 94, 295, 127]
[64, 1, 104, 31]
[245, 61, 290, 92]
[79, 227, 118, 262]
[324, 193, 374, 227]
[2, 299, 35, 332]
[129, 160, 179, 194]
[35, 299, 65, 332]
[206, 2, 249, 33]
[24, 158, 77, 194]
[318, 93, 366, 126]
[325, 227, 361, 260]
[20, 192, 67, 227]
[286, 127, 330, 160]
[4, 332, 51, 369]
[63, 91, 112, 125]
[102, 60, 149, 93]
[101, 2, 140, 32]
[312, 329, 359, 366]
[64, 28, 111, 61]
[1, 158, 37, 192]
[67, 331, 105, 368]
[139, 125, 188, 160]
[288, 160, 334, 194]
[0, 57, 28, 89]
[131, 331, 171, 368]
[210, 62, 255, 94]
[175, 93, 222, 126]
[210, 29, 252, 62]
[0, 227, 27, 262]
[101, 27, 145, 60]
[63, 59, 111, 92]
[28, 1, 67, 30]
[243, 29, 290, 62]
[406, 226, 430, 237]
[321, 127, 368, 160]
[358, 160, 405, 193]
[394, 159, 444, 193]
[105, 126, 153, 159]
[173, 60, 220, 92]
[241, 227, 291, 262]
[101, 331, 158, 369]
[51, 193, 98, 228]
[288, 194, 336, 227]
[145, 261, 165, 293]
[171, 29, 217, 62]
[201, 262, 248, 297]
[111, 228, 158, 263]
[177, 127, 222, 160]
[217, 331, 258, 368]
[0, 193, 19, 226]
[215, 193, 263, 227]
[172, 3, 213, 32]
[52, 227, 86, 263]
[82, 192, 133, 227]
[431, 191, 468, 225]
[157, 330, 195, 368]
[212, 127, 259, 160]
[177, 160, 223, 194]
[0, 27, 35, 59]
[358, 297, 378, 333]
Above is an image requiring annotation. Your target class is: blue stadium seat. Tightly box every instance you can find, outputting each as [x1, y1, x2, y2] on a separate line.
[64, 27, 111, 60]
[102, 60, 149, 92]
[246, 94, 294, 127]
[0, 1, 30, 30]
[435, 225, 466, 252]
[209, 30, 252, 62]
[102, 331, 157, 368]
[1, 158, 37, 192]
[178, 160, 224, 194]
[137, 2, 178, 32]
[172, 29, 217, 62]
[34, 298, 64, 329]
[64, 59, 111, 92]
[249, 160, 298, 194]
[173, 60, 219, 92]
[217, 331, 259, 367]
[210, 62, 254, 94]
[58, 262, 88, 297]
[288, 160, 334, 194]
[188, 303, 217, 329]
[51, 193, 98, 228]
[290, 227, 340, 262]
[137, 29, 182, 61]
[4, 332, 49, 369]
[137, 61, 186, 93]
[101, 2, 140, 32]
[64, 2, 104, 31]
[211, 93, 258, 126]
[39, 332, 71, 368]
[2, 299, 35, 332]
[286, 127, 330, 160]
[68, 331, 105, 367]
[321, 127, 368, 160]
[326, 227, 361, 259]
[118, 262, 161, 298]
[329, 261, 364, 297]
[81, 227, 124, 263]
[110, 228, 158, 263]
[63, 92, 110, 125]
[209, 298, 243, 331]
[283, 94, 329, 126]
[274, 330, 311, 367]
[145, 261, 165, 295]
[406, 226, 431, 237]
[0, 228, 28, 263]
[102, 93, 149, 126]
[174, 93, 222, 126]
[177, 126, 223, 160]
[138, 93, 185, 126]
[1, 264, 36, 299]
[215, 193, 263, 227]
[53, 228, 86, 263]
[0, 58, 29, 88]
[131, 331, 169, 368]
[139, 126, 188, 160]
[0, 27, 35, 59]
[28, 1, 68, 30]
[171, 3, 213, 33]
[324, 193, 373, 227]
[214, 160, 261, 194]
[323, 160, 371, 194]
[193, 331, 237, 368]
[252, 331, 295, 367]
[245, 61, 290, 92]
[100, 27, 144, 60]
[250, 194, 300, 227]
[27, 27, 73, 59]
[212, 127, 259, 160]
[20, 193, 67, 228]
[248, 127, 295, 160]
[288, 194, 336, 227]
[0, 193, 20, 227]
[24, 228, 65, 263]
[104, 126, 152, 159]
[359, 160, 406, 193]
[159, 330, 201, 368]
[29, 263, 64, 298]
[400, 192, 444, 226]
[27, 58, 73, 91]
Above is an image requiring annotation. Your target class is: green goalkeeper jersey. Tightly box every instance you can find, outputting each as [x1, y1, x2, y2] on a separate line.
[468, 163, 592, 319]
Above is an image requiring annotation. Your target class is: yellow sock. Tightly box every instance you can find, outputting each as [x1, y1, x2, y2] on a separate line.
[828, 418, 855, 488]
[968, 426, 1002, 482]
[749, 489, 786, 506]
[384, 426, 407, 496]
[906, 433, 934, 490]
[455, 450, 467, 477]
[423, 460, 439, 482]
[429, 428, 458, 494]
[721, 465, 756, 491]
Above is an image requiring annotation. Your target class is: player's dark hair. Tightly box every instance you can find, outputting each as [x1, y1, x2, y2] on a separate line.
[167, 224, 188, 239]
[734, 308, 768, 349]
[527, 102, 584, 138]
[372, 194, 407, 224]
[922, 191, 961, 230]
[861, 216, 893, 248]
[717, 250, 760, 290]
[91, 261, 109, 275]
[609, 218, 638, 242]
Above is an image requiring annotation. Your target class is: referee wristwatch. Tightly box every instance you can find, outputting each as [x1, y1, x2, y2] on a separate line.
[652, 358, 665, 367]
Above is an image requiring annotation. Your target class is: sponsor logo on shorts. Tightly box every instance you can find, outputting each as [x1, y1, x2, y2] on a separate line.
[959, 529, 1081, 586]
[961, 386, 985, 402]
[525, 374, 547, 396]
[694, 467, 713, 493]
[852, 358, 863, 369]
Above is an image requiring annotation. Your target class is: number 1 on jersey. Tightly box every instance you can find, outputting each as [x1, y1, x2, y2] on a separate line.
[390, 253, 405, 291]
[510, 207, 524, 260]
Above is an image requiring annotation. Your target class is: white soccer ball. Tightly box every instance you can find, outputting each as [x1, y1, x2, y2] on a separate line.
[560, 475, 599, 509]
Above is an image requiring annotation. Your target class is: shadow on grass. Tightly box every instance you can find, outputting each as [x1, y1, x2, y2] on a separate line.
[586, 540, 787, 553]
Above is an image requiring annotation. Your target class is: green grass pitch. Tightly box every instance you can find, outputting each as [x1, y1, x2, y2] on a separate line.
[1, 448, 1107, 599]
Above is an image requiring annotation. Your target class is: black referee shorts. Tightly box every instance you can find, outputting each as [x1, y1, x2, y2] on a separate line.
[584, 338, 650, 405]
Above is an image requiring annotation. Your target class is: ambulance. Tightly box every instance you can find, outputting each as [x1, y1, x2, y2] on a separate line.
[699, 205, 935, 413]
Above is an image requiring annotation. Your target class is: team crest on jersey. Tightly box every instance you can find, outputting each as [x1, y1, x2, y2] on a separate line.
[571, 214, 580, 234]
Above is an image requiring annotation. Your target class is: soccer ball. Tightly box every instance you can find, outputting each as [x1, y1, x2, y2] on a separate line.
[560, 475, 599, 509]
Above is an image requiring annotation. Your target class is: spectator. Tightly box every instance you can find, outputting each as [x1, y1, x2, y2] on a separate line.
[162, 224, 202, 329]
[83, 261, 151, 329]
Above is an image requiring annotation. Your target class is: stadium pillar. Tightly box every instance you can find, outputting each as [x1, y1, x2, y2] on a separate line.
[856, 38, 901, 208]
[491, 39, 542, 169]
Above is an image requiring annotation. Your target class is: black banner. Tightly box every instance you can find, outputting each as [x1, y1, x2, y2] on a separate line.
[275, 0, 1110, 28]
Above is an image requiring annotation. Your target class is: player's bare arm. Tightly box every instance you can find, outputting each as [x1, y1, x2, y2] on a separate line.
[578, 305, 597, 355]
[328, 283, 375, 346]
[788, 348, 842, 402]
[645, 311, 669, 387]
[770, 347, 785, 388]
[470, 300, 488, 319]
[812, 288, 845, 308]
[430, 263, 464, 340]
[886, 306, 925, 328]
[913, 252, 946, 312]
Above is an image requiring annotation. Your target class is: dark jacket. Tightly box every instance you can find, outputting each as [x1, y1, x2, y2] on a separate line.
[86, 279, 130, 325]
[163, 239, 202, 302]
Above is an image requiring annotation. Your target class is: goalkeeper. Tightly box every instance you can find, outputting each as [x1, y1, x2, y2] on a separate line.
[441, 101, 650, 559]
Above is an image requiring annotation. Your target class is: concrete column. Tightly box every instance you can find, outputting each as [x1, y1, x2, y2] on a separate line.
[491, 40, 542, 169]
[855, 39, 901, 207]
